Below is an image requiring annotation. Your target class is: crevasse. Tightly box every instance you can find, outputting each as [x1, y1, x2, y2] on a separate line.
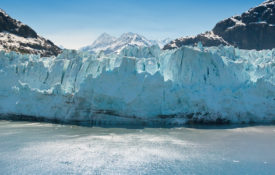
[0, 45, 274, 125]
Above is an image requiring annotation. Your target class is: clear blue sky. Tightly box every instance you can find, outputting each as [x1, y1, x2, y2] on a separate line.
[1, 0, 263, 49]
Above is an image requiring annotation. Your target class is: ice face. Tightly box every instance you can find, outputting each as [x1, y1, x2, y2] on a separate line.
[0, 45, 274, 125]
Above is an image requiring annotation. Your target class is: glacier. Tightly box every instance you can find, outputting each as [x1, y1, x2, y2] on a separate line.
[0, 44, 274, 125]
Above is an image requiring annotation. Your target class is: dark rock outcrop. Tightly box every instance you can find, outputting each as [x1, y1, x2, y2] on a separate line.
[0, 9, 61, 57]
[163, 31, 229, 50]
[164, 0, 275, 50]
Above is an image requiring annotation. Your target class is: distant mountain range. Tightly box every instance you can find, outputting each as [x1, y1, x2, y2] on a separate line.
[164, 0, 275, 50]
[0, 0, 274, 57]
[0, 9, 61, 57]
[80, 32, 171, 54]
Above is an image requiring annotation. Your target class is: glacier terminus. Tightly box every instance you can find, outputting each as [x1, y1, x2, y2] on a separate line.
[0, 44, 274, 126]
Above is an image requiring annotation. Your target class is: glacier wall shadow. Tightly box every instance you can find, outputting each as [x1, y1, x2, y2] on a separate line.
[0, 45, 274, 125]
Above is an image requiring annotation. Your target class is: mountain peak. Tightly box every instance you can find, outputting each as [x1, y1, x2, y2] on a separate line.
[263, 0, 275, 5]
[164, 0, 275, 50]
[80, 32, 172, 54]
[121, 32, 142, 37]
[121, 32, 137, 36]
[0, 9, 61, 56]
[119, 32, 144, 41]
[92, 33, 116, 45]
[97, 33, 116, 40]
[81, 33, 116, 53]
[0, 9, 37, 38]
[0, 8, 7, 16]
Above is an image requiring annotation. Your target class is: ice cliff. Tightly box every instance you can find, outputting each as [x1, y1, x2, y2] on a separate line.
[0, 45, 274, 125]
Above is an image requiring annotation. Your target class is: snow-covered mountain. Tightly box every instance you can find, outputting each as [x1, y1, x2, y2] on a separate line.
[81, 33, 117, 53]
[80, 32, 171, 54]
[150, 38, 172, 48]
[0, 9, 61, 57]
[164, 0, 275, 50]
[164, 31, 229, 50]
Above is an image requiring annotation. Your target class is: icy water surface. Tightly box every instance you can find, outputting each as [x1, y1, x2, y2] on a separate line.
[0, 120, 274, 175]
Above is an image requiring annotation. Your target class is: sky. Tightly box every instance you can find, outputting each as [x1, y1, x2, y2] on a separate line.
[1, 0, 263, 49]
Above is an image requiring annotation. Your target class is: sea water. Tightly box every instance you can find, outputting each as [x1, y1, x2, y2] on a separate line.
[0, 120, 274, 174]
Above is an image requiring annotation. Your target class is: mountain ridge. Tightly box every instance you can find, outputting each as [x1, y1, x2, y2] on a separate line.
[164, 0, 275, 50]
[80, 32, 171, 54]
[0, 9, 61, 57]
